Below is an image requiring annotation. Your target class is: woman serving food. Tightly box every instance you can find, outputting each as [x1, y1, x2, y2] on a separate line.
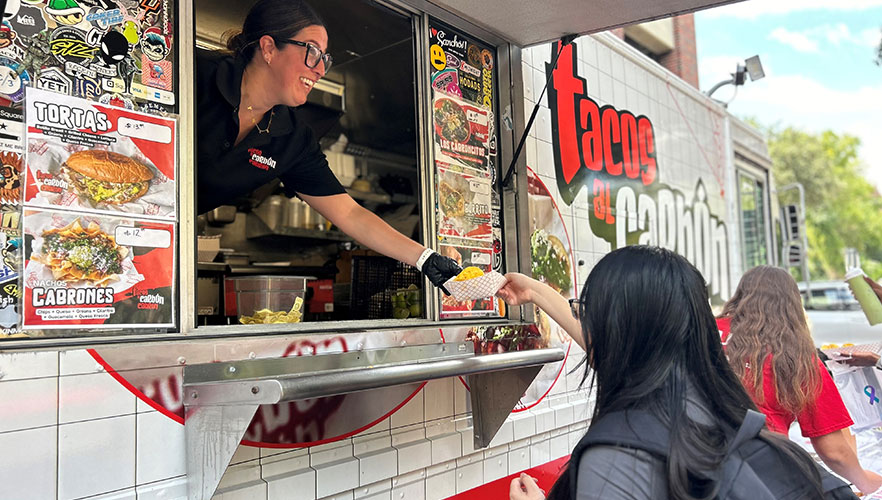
[196, 0, 460, 293]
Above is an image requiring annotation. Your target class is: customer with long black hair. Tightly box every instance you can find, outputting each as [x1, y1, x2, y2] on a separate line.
[496, 246, 834, 500]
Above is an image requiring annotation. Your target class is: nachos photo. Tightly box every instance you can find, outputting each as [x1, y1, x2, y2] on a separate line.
[32, 218, 128, 286]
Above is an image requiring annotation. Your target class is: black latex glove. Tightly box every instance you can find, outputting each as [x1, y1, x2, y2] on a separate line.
[421, 252, 462, 295]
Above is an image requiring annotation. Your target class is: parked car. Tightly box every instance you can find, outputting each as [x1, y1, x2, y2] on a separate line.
[799, 281, 882, 346]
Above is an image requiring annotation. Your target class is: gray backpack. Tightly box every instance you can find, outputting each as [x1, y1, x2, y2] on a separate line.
[567, 409, 857, 500]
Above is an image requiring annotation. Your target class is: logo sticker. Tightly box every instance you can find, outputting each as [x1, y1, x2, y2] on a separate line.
[248, 148, 276, 170]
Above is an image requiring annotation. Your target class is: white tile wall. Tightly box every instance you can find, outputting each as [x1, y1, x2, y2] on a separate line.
[395, 438, 431, 475]
[482, 453, 508, 483]
[354, 479, 391, 500]
[314, 458, 359, 498]
[0, 350, 58, 380]
[390, 389, 424, 428]
[81, 488, 137, 499]
[357, 447, 397, 486]
[508, 444, 531, 474]
[454, 460, 483, 494]
[58, 414, 136, 500]
[135, 477, 188, 500]
[265, 465, 315, 500]
[60, 349, 103, 376]
[0, 376, 58, 432]
[137, 411, 185, 484]
[429, 432, 461, 465]
[59, 372, 137, 424]
[391, 470, 426, 500]
[425, 468, 456, 500]
[511, 412, 536, 441]
[423, 378, 453, 422]
[0, 425, 57, 500]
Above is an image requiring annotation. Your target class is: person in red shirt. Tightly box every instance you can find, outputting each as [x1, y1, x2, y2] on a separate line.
[718, 265, 882, 495]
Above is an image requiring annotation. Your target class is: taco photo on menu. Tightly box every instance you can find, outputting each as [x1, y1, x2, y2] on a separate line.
[531, 229, 572, 293]
[32, 218, 128, 286]
[62, 150, 154, 205]
[433, 98, 471, 143]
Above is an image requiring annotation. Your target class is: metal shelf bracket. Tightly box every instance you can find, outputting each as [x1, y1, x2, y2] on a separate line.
[182, 342, 565, 499]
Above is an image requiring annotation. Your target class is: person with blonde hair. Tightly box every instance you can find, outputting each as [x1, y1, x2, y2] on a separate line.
[718, 265, 882, 495]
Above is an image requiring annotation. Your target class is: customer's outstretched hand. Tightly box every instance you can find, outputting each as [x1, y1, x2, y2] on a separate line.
[496, 273, 538, 306]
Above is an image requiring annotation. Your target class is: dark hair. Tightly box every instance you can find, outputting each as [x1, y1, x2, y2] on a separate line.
[225, 0, 325, 61]
[547, 246, 823, 500]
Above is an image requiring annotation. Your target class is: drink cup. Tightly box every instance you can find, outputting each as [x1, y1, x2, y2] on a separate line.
[845, 268, 882, 325]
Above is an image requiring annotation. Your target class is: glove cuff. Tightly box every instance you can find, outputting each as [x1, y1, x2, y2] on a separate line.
[415, 248, 435, 271]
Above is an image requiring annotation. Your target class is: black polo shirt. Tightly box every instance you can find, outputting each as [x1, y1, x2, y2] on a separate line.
[195, 49, 345, 214]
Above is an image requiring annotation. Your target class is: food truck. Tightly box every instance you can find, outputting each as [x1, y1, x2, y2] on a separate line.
[0, 0, 782, 499]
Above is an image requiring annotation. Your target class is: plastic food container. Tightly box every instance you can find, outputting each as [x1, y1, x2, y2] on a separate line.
[230, 276, 312, 323]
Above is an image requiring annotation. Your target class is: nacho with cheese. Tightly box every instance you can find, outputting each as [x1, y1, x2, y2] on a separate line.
[32, 219, 128, 286]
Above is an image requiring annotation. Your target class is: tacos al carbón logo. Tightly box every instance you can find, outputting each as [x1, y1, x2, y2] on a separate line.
[545, 41, 731, 301]
[546, 41, 657, 207]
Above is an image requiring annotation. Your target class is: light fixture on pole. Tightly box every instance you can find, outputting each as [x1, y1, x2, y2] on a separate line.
[705, 55, 765, 101]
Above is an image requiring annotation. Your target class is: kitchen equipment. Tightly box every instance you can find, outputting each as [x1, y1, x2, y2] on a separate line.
[254, 195, 285, 231]
[227, 275, 313, 322]
[284, 197, 305, 229]
[206, 205, 237, 225]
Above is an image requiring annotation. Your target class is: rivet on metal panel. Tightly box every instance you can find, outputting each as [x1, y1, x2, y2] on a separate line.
[177, 356, 186, 365]
[399, 493, 405, 499]
[251, 386, 260, 394]
[400, 341, 407, 346]
[95, 364, 104, 372]
[356, 343, 363, 349]
[191, 391, 198, 399]
[249, 352, 256, 359]
[228, 366, 237, 374]
[441, 345, 447, 352]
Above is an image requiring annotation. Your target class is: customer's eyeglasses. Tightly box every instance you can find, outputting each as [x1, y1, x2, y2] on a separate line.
[568, 298, 582, 320]
[276, 39, 333, 71]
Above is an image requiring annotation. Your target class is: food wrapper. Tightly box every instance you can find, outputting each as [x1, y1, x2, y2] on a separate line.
[444, 271, 506, 301]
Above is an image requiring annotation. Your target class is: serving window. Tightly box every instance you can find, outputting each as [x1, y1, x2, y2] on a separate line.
[0, 0, 528, 345]
[188, 0, 521, 334]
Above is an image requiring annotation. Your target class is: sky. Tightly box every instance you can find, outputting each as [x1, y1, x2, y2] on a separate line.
[694, 0, 882, 191]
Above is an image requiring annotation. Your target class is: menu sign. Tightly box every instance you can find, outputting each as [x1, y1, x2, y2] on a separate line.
[429, 19, 502, 318]
[437, 162, 491, 244]
[22, 88, 176, 330]
[432, 93, 490, 171]
[23, 88, 175, 218]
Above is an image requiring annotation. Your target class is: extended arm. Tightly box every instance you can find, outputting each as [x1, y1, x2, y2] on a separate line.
[299, 192, 461, 291]
[810, 429, 882, 494]
[301, 192, 424, 265]
[495, 273, 585, 351]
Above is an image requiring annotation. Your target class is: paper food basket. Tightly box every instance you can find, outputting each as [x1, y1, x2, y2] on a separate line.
[444, 272, 507, 301]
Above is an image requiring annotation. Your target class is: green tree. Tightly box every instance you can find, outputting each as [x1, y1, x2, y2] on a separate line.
[763, 127, 882, 280]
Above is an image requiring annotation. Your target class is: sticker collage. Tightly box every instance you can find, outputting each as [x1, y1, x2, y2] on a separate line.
[0, 0, 177, 337]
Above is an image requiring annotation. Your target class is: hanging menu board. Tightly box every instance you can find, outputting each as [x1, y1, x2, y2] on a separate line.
[21, 87, 175, 330]
[428, 19, 502, 318]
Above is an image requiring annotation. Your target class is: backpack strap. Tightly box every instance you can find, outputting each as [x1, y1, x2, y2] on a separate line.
[726, 410, 766, 455]
[577, 410, 670, 457]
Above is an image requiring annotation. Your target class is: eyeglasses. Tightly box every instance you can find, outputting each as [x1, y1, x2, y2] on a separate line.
[276, 39, 333, 71]
[568, 298, 582, 320]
